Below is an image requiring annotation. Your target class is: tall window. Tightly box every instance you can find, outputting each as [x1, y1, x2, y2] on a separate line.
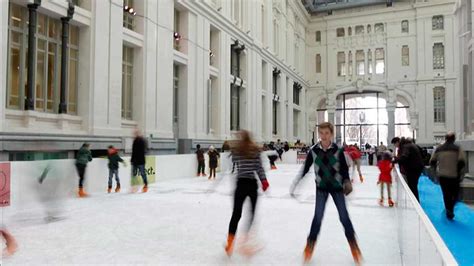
[348, 51, 353, 76]
[375, 23, 384, 33]
[7, 4, 78, 113]
[368, 49, 373, 74]
[293, 110, 299, 137]
[401, 20, 409, 33]
[293, 84, 300, 105]
[230, 85, 240, 131]
[356, 50, 365, 75]
[337, 52, 346, 76]
[123, 0, 135, 30]
[401, 45, 409, 66]
[173, 64, 179, 127]
[316, 31, 321, 42]
[122, 45, 134, 120]
[375, 48, 385, 74]
[355, 25, 364, 35]
[433, 43, 445, 70]
[433, 87, 445, 123]
[432, 15, 444, 30]
[272, 73, 279, 135]
[337, 28, 345, 37]
[316, 54, 321, 73]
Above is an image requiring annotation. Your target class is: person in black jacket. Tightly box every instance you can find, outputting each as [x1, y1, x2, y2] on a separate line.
[393, 137, 424, 202]
[208, 146, 220, 179]
[131, 129, 148, 193]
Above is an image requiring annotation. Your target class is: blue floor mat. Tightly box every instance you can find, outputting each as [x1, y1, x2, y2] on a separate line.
[419, 176, 474, 266]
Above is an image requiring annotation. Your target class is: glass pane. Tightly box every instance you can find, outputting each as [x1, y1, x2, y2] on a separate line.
[36, 49, 46, 110]
[379, 108, 388, 124]
[378, 94, 387, 108]
[68, 58, 77, 112]
[344, 126, 360, 145]
[396, 125, 413, 138]
[11, 31, 21, 44]
[360, 125, 377, 146]
[38, 14, 46, 36]
[10, 4, 23, 28]
[49, 19, 59, 39]
[47, 44, 56, 111]
[395, 107, 409, 124]
[378, 125, 388, 146]
[70, 26, 79, 46]
[344, 93, 378, 108]
[335, 110, 344, 125]
[8, 46, 21, 108]
[344, 109, 379, 125]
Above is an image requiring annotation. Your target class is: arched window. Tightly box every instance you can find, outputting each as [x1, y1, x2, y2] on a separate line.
[375, 23, 384, 33]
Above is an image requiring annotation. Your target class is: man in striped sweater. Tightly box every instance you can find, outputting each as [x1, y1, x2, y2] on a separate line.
[290, 122, 362, 264]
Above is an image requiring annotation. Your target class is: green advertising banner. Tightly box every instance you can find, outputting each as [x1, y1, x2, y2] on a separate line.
[131, 156, 156, 186]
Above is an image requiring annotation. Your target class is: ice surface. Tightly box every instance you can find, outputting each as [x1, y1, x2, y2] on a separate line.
[2, 164, 401, 265]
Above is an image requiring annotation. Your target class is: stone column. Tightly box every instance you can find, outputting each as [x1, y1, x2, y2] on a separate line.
[387, 103, 396, 144]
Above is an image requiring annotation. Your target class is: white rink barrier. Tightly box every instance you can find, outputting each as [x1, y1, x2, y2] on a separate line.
[2, 152, 271, 213]
[394, 167, 457, 266]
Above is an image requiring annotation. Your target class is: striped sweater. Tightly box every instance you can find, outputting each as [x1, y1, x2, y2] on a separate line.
[232, 153, 267, 182]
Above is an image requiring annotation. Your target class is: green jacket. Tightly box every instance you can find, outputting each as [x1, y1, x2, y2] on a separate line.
[76, 147, 92, 166]
[108, 153, 124, 170]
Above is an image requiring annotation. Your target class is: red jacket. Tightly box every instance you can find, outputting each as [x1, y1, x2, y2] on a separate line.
[347, 146, 362, 160]
[377, 160, 393, 183]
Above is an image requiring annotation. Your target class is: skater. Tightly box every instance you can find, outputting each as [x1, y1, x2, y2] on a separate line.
[394, 137, 424, 202]
[0, 228, 18, 256]
[208, 146, 220, 179]
[107, 145, 126, 193]
[275, 139, 284, 161]
[347, 144, 364, 183]
[265, 143, 279, 170]
[429, 132, 466, 220]
[290, 122, 362, 264]
[225, 130, 269, 257]
[377, 151, 394, 207]
[131, 129, 149, 193]
[196, 144, 206, 177]
[75, 143, 92, 197]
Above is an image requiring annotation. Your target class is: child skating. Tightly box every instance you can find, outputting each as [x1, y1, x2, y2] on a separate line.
[290, 122, 362, 264]
[224, 130, 269, 257]
[75, 143, 92, 197]
[107, 145, 126, 193]
[377, 151, 395, 207]
[207, 146, 219, 180]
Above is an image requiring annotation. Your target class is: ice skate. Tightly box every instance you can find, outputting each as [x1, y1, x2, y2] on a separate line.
[78, 188, 88, 198]
[224, 234, 235, 257]
[115, 185, 121, 193]
[359, 175, 364, 183]
[303, 240, 315, 263]
[349, 240, 363, 265]
[142, 185, 148, 193]
[378, 198, 384, 206]
[107, 187, 112, 193]
[388, 198, 395, 207]
[237, 234, 263, 257]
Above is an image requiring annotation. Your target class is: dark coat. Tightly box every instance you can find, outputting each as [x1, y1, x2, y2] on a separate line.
[131, 137, 147, 166]
[398, 142, 424, 175]
[208, 150, 220, 168]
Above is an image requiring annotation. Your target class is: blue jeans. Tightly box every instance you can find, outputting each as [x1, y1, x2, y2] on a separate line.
[108, 169, 120, 188]
[132, 165, 148, 186]
[308, 189, 356, 242]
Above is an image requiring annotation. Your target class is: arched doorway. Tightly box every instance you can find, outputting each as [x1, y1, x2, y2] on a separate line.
[315, 92, 413, 147]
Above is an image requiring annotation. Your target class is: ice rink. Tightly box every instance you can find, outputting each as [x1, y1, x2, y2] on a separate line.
[3, 164, 401, 265]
